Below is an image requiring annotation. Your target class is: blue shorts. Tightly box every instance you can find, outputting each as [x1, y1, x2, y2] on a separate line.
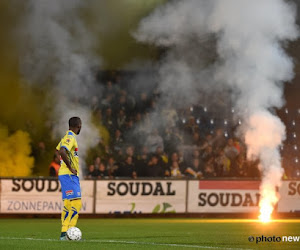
[59, 174, 81, 200]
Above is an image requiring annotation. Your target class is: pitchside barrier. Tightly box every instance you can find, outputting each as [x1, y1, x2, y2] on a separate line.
[0, 178, 298, 214]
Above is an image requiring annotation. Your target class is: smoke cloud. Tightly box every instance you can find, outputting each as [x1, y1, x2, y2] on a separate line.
[135, 0, 299, 219]
[0, 125, 34, 177]
[18, 0, 101, 173]
[0, 0, 166, 176]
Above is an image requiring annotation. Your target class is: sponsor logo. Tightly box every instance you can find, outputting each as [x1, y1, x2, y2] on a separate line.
[287, 182, 300, 196]
[6, 200, 87, 212]
[107, 182, 176, 196]
[66, 138, 70, 144]
[152, 202, 175, 213]
[77, 192, 81, 196]
[198, 192, 260, 207]
[11, 179, 60, 192]
[109, 202, 176, 214]
[197, 181, 260, 208]
[278, 181, 300, 213]
[74, 148, 78, 157]
[66, 190, 74, 196]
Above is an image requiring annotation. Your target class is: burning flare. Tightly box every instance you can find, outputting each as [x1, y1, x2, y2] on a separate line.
[245, 112, 284, 224]
[258, 183, 279, 223]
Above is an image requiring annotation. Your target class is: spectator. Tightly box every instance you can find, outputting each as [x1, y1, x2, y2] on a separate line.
[145, 154, 165, 177]
[135, 112, 142, 123]
[104, 145, 113, 156]
[116, 109, 127, 131]
[90, 96, 99, 111]
[122, 119, 136, 145]
[145, 129, 164, 153]
[125, 91, 136, 112]
[115, 93, 128, 113]
[191, 132, 201, 147]
[104, 80, 116, 96]
[94, 156, 102, 169]
[233, 137, 242, 154]
[192, 149, 201, 160]
[103, 107, 116, 133]
[203, 158, 217, 178]
[136, 92, 149, 113]
[96, 162, 109, 179]
[212, 129, 226, 150]
[155, 146, 168, 165]
[233, 154, 248, 177]
[185, 148, 204, 171]
[111, 129, 124, 154]
[86, 165, 98, 179]
[224, 138, 239, 161]
[106, 156, 118, 177]
[178, 149, 185, 166]
[184, 116, 199, 142]
[199, 134, 213, 151]
[135, 146, 149, 177]
[201, 145, 214, 162]
[161, 106, 179, 128]
[214, 149, 231, 177]
[170, 161, 182, 178]
[101, 94, 114, 110]
[116, 156, 136, 178]
[49, 154, 60, 177]
[185, 158, 203, 178]
[164, 127, 183, 153]
[169, 152, 185, 173]
[125, 145, 135, 158]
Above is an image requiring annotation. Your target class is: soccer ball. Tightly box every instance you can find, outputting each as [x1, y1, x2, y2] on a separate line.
[66, 227, 82, 241]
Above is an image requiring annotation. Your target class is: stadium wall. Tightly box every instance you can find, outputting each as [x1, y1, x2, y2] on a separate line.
[0, 178, 299, 215]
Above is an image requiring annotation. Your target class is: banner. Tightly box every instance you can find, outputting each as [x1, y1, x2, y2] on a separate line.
[95, 180, 186, 214]
[0, 179, 94, 213]
[187, 180, 261, 213]
[278, 181, 300, 212]
[5, 178, 300, 214]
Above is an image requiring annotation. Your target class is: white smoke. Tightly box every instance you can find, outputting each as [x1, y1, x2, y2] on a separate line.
[19, 0, 101, 174]
[210, 0, 298, 220]
[135, 0, 299, 219]
[54, 101, 100, 175]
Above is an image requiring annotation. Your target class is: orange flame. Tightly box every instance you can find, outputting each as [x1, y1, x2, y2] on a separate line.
[258, 185, 278, 223]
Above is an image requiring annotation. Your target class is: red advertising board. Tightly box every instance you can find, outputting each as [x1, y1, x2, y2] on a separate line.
[188, 180, 261, 213]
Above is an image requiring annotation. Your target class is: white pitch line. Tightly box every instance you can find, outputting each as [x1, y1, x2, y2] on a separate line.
[0, 237, 253, 250]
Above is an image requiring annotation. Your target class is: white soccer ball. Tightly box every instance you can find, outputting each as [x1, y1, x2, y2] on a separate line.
[66, 227, 82, 241]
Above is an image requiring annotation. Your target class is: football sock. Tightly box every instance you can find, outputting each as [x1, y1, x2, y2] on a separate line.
[60, 232, 66, 238]
[61, 199, 71, 233]
[68, 199, 82, 228]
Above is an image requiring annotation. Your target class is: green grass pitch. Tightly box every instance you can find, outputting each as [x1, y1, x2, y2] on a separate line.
[0, 218, 300, 249]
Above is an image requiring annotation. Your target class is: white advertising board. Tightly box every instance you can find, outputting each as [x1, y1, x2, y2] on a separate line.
[278, 181, 300, 212]
[0, 179, 94, 213]
[95, 180, 186, 214]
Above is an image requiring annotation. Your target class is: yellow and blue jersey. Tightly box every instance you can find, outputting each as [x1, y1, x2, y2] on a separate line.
[56, 130, 79, 176]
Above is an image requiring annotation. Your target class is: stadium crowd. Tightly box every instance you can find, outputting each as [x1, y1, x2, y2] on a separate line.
[69, 72, 262, 180]
[47, 72, 300, 180]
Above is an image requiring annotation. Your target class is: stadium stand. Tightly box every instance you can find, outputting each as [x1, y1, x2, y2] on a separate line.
[83, 71, 298, 180]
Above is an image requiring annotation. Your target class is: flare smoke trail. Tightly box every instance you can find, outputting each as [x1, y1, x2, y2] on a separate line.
[0, 125, 34, 176]
[136, 0, 299, 219]
[19, 0, 101, 173]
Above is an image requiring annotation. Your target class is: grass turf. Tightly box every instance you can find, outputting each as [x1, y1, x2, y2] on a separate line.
[0, 218, 299, 249]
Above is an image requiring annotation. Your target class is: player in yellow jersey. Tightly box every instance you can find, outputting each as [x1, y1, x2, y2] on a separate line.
[56, 117, 82, 240]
